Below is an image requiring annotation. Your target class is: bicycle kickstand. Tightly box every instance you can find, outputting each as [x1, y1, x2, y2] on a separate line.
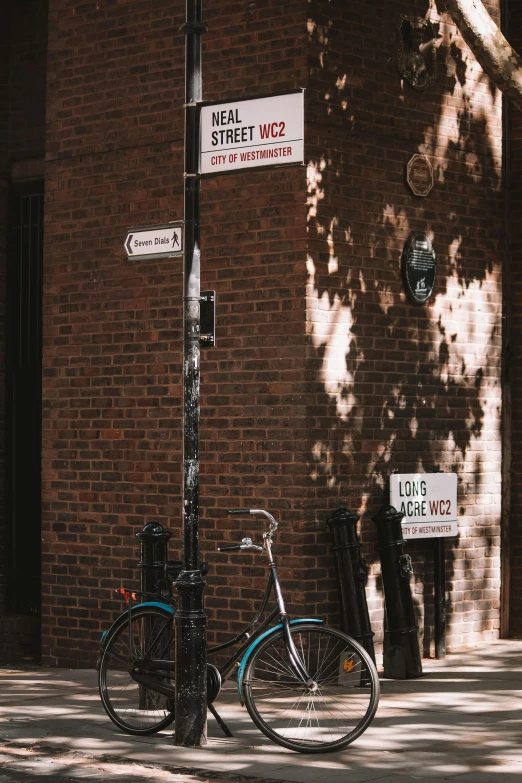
[207, 703, 234, 738]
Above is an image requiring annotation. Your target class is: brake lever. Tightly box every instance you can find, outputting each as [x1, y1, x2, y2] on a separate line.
[240, 537, 264, 552]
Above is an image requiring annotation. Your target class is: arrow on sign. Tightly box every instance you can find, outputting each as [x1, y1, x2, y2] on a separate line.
[126, 234, 134, 255]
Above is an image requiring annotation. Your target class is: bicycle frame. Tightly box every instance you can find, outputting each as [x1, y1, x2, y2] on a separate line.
[209, 572, 280, 680]
[98, 508, 379, 752]
[119, 509, 317, 698]
[128, 575, 277, 676]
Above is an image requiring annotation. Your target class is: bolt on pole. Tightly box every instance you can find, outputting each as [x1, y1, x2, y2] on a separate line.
[174, 0, 208, 747]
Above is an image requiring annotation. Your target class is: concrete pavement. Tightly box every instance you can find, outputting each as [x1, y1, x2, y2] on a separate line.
[0, 639, 521, 782]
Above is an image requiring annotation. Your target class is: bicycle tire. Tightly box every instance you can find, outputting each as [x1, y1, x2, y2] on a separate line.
[98, 605, 176, 735]
[242, 623, 379, 753]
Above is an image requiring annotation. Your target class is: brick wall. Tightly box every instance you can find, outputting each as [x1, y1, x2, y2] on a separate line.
[304, 0, 504, 653]
[201, 1, 309, 641]
[42, 0, 307, 666]
[41, 0, 506, 667]
[508, 0, 522, 635]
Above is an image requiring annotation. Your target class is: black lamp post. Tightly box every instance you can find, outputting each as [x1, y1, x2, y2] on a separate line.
[174, 0, 208, 747]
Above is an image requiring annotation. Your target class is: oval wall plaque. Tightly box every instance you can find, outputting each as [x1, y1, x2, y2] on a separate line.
[402, 232, 436, 304]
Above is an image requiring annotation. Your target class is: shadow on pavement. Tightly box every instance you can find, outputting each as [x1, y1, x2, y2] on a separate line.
[0, 639, 521, 782]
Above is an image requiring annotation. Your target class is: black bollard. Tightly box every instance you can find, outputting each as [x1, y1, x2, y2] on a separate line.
[326, 508, 376, 663]
[134, 523, 173, 711]
[372, 505, 423, 679]
[136, 523, 173, 599]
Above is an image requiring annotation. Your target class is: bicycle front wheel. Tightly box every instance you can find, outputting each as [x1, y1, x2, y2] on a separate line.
[98, 605, 176, 735]
[242, 623, 379, 753]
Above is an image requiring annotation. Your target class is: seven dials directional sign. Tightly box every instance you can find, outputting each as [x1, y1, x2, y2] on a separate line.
[124, 222, 184, 260]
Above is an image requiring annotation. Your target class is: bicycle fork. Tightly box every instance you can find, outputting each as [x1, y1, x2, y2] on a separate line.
[267, 540, 316, 690]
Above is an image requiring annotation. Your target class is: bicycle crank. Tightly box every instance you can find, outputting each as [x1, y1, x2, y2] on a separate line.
[206, 663, 221, 704]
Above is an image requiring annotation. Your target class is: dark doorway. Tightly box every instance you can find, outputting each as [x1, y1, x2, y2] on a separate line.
[5, 181, 44, 615]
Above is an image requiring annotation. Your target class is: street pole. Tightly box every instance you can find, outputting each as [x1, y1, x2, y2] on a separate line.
[433, 537, 446, 659]
[174, 0, 207, 746]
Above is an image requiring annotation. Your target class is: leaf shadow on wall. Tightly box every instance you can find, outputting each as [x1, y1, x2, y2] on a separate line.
[306, 1, 502, 654]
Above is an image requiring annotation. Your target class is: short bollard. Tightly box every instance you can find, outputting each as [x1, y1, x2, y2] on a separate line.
[372, 504, 423, 679]
[326, 508, 376, 663]
[136, 522, 172, 599]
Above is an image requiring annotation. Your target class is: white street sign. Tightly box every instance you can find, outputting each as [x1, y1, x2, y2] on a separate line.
[124, 223, 183, 259]
[390, 473, 458, 540]
[200, 91, 304, 175]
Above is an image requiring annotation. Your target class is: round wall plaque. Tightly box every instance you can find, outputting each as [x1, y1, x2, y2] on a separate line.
[402, 232, 436, 304]
[406, 154, 434, 197]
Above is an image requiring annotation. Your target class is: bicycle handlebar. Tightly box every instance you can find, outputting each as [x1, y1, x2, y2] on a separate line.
[217, 544, 242, 552]
[227, 508, 277, 527]
[224, 509, 278, 550]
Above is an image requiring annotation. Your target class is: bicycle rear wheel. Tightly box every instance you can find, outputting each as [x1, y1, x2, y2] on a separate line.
[98, 605, 176, 735]
[242, 623, 379, 753]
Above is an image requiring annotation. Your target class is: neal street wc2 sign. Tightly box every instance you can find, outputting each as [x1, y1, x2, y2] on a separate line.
[389, 472, 458, 539]
[199, 91, 304, 175]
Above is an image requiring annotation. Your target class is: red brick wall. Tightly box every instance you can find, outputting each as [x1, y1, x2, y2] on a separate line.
[41, 0, 506, 666]
[304, 0, 504, 653]
[201, 1, 309, 640]
[508, 0, 522, 635]
[42, 0, 307, 666]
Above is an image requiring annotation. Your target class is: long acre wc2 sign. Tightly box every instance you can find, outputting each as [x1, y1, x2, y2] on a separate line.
[199, 91, 304, 175]
[390, 473, 458, 540]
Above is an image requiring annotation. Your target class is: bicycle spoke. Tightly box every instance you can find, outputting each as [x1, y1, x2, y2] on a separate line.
[314, 638, 340, 681]
[248, 677, 301, 692]
[244, 625, 378, 752]
[315, 687, 370, 718]
[308, 696, 331, 743]
[314, 687, 356, 727]
[99, 608, 176, 735]
[279, 689, 310, 737]
[263, 646, 297, 679]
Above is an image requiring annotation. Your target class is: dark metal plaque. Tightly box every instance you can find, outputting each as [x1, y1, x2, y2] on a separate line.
[200, 290, 216, 347]
[402, 232, 436, 304]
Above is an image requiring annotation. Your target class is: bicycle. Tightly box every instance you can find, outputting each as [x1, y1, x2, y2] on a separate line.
[97, 509, 380, 754]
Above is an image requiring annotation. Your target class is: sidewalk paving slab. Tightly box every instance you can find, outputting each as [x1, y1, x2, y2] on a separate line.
[0, 639, 520, 782]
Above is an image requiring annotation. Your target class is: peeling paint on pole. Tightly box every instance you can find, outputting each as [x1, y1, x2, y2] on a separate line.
[186, 459, 199, 490]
